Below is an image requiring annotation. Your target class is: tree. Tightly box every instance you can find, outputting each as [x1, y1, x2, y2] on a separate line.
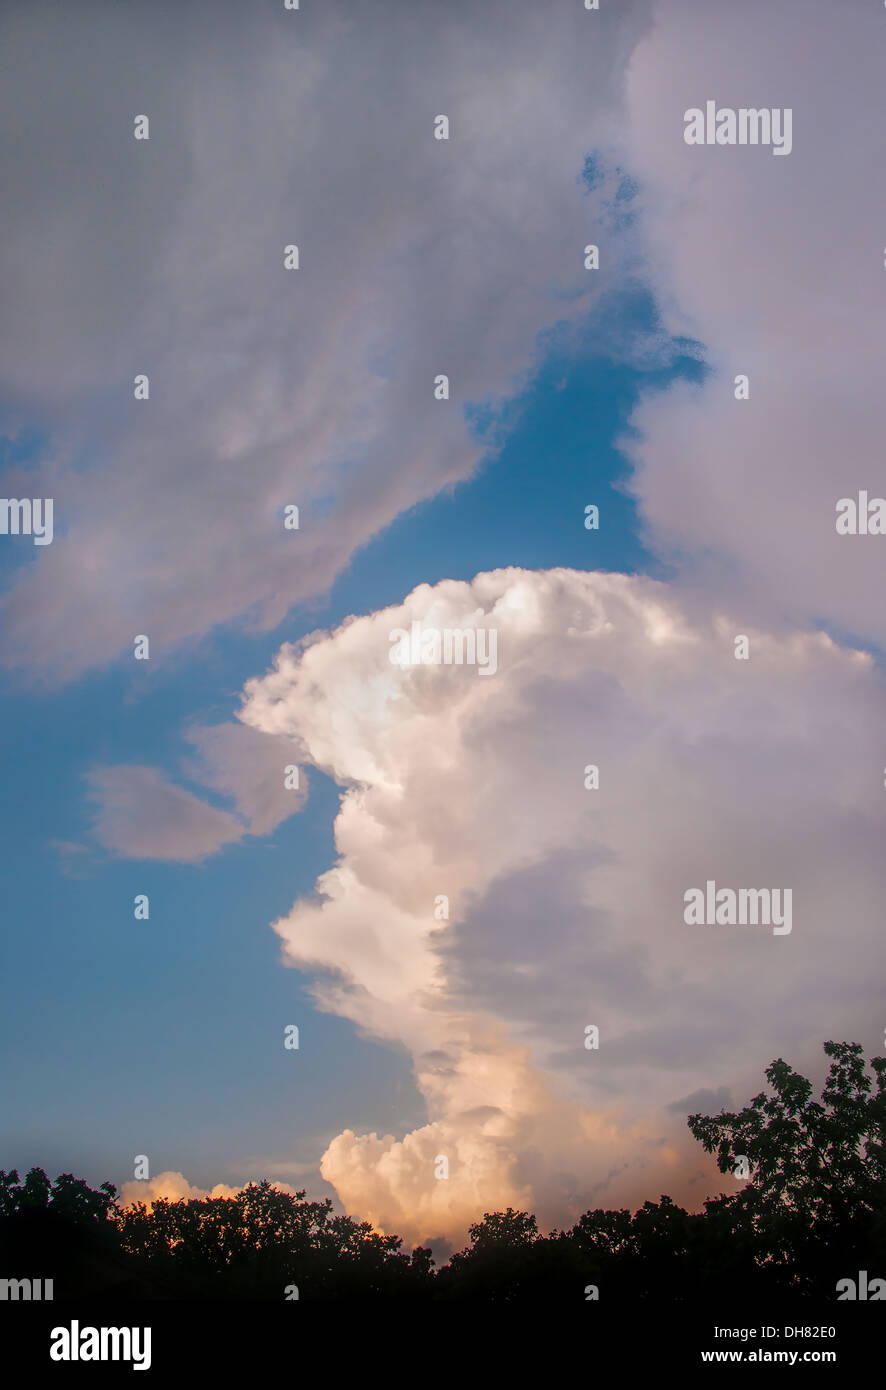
[0, 1167, 138, 1298]
[117, 1180, 434, 1299]
[0, 1168, 118, 1223]
[4, 1041, 883, 1301]
[688, 1041, 886, 1295]
[438, 1208, 540, 1299]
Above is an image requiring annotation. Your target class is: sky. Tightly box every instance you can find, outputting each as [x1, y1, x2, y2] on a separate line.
[2, 0, 886, 1255]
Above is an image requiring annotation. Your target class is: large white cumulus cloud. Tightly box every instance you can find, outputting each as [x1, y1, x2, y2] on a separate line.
[237, 568, 886, 1243]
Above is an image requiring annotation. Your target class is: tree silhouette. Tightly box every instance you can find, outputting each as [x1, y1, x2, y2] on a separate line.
[688, 1040, 886, 1296]
[438, 1208, 539, 1300]
[2, 1041, 883, 1300]
[117, 1181, 433, 1299]
[439, 1041, 886, 1300]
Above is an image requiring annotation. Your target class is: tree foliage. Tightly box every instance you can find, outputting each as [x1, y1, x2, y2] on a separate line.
[2, 1042, 883, 1300]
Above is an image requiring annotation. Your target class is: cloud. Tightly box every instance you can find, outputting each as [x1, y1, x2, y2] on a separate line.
[0, 0, 651, 684]
[118, 1170, 299, 1211]
[86, 766, 245, 862]
[182, 722, 307, 838]
[237, 567, 886, 1243]
[619, 0, 886, 649]
[86, 722, 305, 861]
[667, 1087, 731, 1118]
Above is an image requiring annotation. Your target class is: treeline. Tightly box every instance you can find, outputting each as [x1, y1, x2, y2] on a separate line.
[1, 1042, 883, 1301]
